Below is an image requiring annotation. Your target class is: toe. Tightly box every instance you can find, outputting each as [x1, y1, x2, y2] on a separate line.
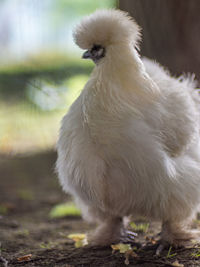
[155, 242, 169, 256]
[120, 229, 138, 244]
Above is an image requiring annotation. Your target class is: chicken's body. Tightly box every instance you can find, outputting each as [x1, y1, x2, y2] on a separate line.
[57, 10, 200, 246]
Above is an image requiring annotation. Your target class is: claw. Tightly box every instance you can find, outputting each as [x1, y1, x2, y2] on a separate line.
[120, 229, 138, 244]
[155, 241, 169, 256]
[155, 243, 165, 256]
[126, 230, 138, 237]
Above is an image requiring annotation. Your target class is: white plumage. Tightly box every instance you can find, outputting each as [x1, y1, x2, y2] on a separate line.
[56, 9, 200, 246]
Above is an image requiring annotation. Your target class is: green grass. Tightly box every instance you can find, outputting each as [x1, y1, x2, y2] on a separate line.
[130, 222, 149, 233]
[0, 72, 89, 154]
[0, 205, 8, 215]
[0, 52, 92, 103]
[191, 248, 200, 258]
[166, 246, 177, 258]
[0, 100, 64, 154]
[39, 241, 57, 249]
[49, 202, 81, 218]
[17, 190, 34, 201]
[15, 229, 30, 237]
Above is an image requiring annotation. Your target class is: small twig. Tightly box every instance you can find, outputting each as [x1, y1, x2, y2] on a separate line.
[0, 242, 8, 267]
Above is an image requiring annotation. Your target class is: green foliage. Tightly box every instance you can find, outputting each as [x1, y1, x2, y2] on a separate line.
[17, 190, 34, 201]
[49, 202, 81, 218]
[15, 229, 30, 237]
[0, 52, 92, 75]
[0, 0, 116, 155]
[0, 205, 8, 215]
[130, 222, 149, 233]
[26, 74, 88, 111]
[64, 74, 88, 106]
[50, 0, 117, 26]
[191, 251, 200, 258]
[0, 100, 62, 153]
[39, 241, 57, 249]
[0, 72, 88, 153]
[0, 51, 92, 105]
[166, 246, 177, 258]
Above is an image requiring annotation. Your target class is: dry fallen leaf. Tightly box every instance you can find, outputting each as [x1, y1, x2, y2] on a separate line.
[111, 243, 138, 265]
[17, 254, 32, 262]
[125, 250, 138, 265]
[145, 236, 157, 244]
[111, 243, 132, 253]
[171, 260, 184, 267]
[68, 233, 88, 248]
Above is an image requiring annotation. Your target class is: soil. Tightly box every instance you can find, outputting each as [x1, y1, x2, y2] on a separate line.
[0, 151, 200, 267]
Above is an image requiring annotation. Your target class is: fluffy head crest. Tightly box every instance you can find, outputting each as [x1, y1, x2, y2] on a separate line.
[73, 9, 141, 50]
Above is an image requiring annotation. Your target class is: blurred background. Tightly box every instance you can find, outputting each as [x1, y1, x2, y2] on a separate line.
[0, 0, 116, 155]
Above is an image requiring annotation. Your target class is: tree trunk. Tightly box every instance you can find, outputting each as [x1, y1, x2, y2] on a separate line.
[119, 0, 200, 82]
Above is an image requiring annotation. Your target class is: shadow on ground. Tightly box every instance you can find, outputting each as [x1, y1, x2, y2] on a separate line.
[0, 151, 200, 266]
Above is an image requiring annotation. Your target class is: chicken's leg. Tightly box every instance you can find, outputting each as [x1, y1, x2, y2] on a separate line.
[156, 220, 200, 255]
[88, 217, 137, 246]
[161, 221, 196, 246]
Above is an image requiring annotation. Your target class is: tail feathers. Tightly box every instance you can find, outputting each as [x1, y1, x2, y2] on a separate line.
[179, 74, 200, 108]
[179, 74, 200, 130]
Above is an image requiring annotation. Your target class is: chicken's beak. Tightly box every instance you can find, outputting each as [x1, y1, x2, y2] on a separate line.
[82, 50, 92, 59]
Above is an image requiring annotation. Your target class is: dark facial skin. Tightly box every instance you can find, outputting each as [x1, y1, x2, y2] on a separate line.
[82, 44, 105, 64]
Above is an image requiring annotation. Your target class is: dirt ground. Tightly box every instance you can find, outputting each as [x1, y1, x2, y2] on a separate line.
[1, 151, 200, 267]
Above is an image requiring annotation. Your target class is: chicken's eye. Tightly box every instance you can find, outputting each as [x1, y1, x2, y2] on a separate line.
[91, 44, 105, 62]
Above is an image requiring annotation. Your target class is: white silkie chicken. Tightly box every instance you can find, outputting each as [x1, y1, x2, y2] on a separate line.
[56, 9, 200, 248]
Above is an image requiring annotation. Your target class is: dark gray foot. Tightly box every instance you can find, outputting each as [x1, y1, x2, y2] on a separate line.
[155, 240, 171, 256]
[120, 229, 138, 243]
